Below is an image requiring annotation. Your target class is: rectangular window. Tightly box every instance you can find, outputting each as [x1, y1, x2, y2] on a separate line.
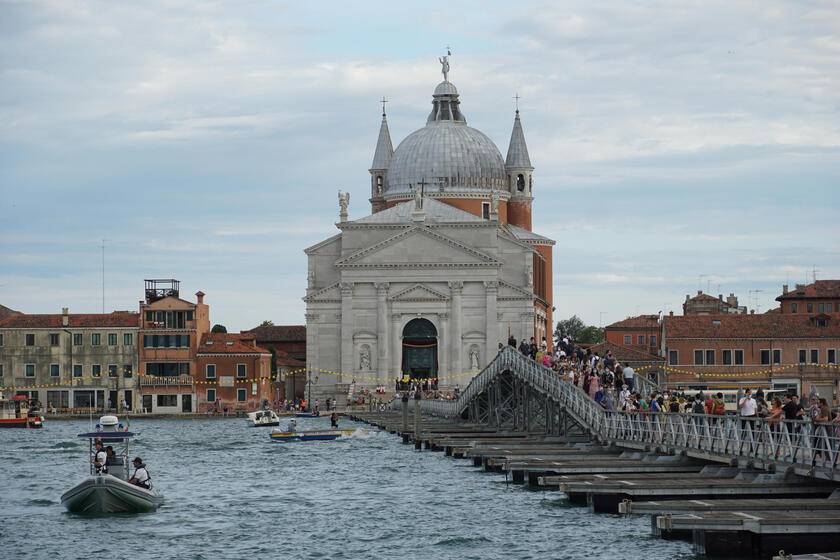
[791, 303, 798, 313]
[237, 389, 246, 402]
[734, 349, 744, 365]
[207, 389, 216, 403]
[25, 364, 35, 377]
[26, 334, 35, 346]
[91, 333, 101, 346]
[156, 394, 177, 407]
[694, 350, 704, 365]
[649, 335, 657, 347]
[186, 310, 194, 321]
[73, 333, 83, 345]
[828, 349, 837, 365]
[145, 311, 153, 321]
[623, 335, 631, 344]
[123, 365, 133, 378]
[722, 350, 732, 365]
[818, 303, 825, 312]
[760, 350, 770, 365]
[798, 349, 806, 364]
[237, 364, 246, 378]
[637, 335, 645, 345]
[73, 364, 83, 378]
[108, 333, 117, 346]
[482, 202, 490, 219]
[0, 333, 3, 346]
[810, 349, 819, 364]
[108, 365, 118, 378]
[807, 303, 814, 313]
[50, 364, 59, 377]
[827, 303, 834, 313]
[0, 364, 3, 378]
[92, 364, 101, 377]
[206, 364, 216, 379]
[705, 349, 715, 365]
[50, 333, 59, 346]
[668, 350, 678, 365]
[124, 333, 133, 346]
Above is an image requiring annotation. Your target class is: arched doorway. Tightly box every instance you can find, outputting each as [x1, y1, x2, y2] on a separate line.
[402, 318, 438, 387]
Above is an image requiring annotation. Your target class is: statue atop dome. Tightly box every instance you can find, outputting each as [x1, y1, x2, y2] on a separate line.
[438, 49, 451, 82]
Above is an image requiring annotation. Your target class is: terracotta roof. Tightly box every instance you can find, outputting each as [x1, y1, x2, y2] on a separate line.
[0, 311, 139, 329]
[245, 325, 306, 342]
[606, 315, 659, 330]
[777, 280, 840, 301]
[765, 307, 782, 314]
[664, 313, 840, 339]
[587, 340, 665, 362]
[688, 293, 721, 302]
[197, 333, 270, 355]
[0, 304, 21, 321]
[275, 355, 306, 368]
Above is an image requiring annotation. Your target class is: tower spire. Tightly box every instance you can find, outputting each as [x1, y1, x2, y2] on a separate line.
[370, 100, 394, 213]
[505, 105, 532, 169]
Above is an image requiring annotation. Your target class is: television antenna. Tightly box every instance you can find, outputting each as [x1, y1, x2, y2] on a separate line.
[748, 289, 763, 313]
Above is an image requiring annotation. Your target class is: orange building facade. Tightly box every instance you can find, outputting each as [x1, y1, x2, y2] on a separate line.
[195, 332, 272, 413]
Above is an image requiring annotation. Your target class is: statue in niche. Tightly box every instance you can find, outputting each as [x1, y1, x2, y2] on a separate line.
[516, 174, 525, 191]
[359, 345, 371, 371]
[526, 266, 533, 288]
[469, 346, 480, 371]
[338, 190, 350, 213]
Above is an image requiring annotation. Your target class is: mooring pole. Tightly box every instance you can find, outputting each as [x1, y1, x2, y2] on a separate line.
[402, 392, 409, 434]
[414, 387, 422, 449]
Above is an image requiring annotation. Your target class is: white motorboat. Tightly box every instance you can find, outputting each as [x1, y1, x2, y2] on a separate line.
[60, 415, 163, 514]
[246, 409, 280, 427]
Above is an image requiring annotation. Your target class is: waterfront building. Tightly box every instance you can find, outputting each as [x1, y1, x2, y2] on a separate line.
[245, 325, 307, 400]
[661, 311, 840, 401]
[195, 332, 272, 412]
[776, 280, 840, 315]
[683, 291, 746, 315]
[304, 59, 554, 404]
[604, 315, 660, 355]
[0, 308, 139, 410]
[137, 279, 209, 414]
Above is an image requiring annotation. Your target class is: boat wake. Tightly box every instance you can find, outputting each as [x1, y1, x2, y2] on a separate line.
[339, 428, 378, 440]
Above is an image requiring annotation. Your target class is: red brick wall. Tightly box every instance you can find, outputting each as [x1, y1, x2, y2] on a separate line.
[195, 354, 272, 412]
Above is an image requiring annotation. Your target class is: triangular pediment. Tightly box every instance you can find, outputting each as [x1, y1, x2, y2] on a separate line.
[389, 284, 450, 302]
[303, 282, 340, 303]
[336, 226, 500, 269]
[498, 280, 533, 300]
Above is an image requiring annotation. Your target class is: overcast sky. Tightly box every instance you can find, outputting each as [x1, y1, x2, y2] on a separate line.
[2, 0, 838, 332]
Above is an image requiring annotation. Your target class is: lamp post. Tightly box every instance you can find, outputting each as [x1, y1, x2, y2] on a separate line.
[413, 384, 422, 450]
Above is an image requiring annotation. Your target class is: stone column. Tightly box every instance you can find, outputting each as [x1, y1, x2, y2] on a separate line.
[449, 281, 463, 378]
[484, 280, 498, 365]
[439, 312, 449, 385]
[340, 282, 354, 380]
[391, 312, 402, 382]
[375, 282, 389, 384]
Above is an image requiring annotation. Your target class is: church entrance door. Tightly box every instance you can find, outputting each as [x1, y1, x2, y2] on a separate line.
[401, 318, 438, 389]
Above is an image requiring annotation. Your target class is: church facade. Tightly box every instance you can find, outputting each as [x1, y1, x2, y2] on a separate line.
[304, 61, 554, 400]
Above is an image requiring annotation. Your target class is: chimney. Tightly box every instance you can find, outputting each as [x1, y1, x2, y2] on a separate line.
[669, 311, 674, 316]
[750, 309, 755, 314]
[718, 294, 723, 301]
[782, 284, 788, 295]
[195, 291, 205, 304]
[697, 290, 702, 295]
[62, 307, 69, 327]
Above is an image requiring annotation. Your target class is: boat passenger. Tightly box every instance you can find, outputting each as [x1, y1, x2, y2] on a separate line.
[104, 446, 116, 472]
[129, 457, 151, 489]
[287, 419, 297, 433]
[330, 412, 339, 428]
[92, 441, 107, 474]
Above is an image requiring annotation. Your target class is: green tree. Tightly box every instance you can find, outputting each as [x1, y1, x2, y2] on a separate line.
[554, 315, 586, 344]
[260, 320, 275, 326]
[577, 325, 605, 344]
[211, 324, 227, 333]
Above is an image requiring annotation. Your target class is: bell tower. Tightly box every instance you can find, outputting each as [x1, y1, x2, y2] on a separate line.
[369, 97, 393, 213]
[505, 107, 534, 230]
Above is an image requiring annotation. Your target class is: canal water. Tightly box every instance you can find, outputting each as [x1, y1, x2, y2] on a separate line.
[1, 417, 699, 559]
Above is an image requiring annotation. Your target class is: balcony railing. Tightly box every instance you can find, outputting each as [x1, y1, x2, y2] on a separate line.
[139, 375, 194, 386]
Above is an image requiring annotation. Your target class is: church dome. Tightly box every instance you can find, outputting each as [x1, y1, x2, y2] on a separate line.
[384, 80, 507, 195]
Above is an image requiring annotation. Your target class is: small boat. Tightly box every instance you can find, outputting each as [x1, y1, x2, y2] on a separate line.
[270, 429, 356, 442]
[246, 409, 280, 427]
[295, 412, 321, 418]
[60, 415, 163, 514]
[0, 393, 44, 428]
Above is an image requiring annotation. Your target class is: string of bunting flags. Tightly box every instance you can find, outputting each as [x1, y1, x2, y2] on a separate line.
[3, 361, 838, 392]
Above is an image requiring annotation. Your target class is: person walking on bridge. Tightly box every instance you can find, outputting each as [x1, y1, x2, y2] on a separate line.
[622, 363, 634, 391]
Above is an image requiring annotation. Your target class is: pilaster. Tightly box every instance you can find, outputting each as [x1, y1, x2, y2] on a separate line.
[449, 281, 463, 377]
[340, 282, 354, 380]
[484, 280, 498, 365]
[391, 312, 402, 380]
[375, 282, 389, 382]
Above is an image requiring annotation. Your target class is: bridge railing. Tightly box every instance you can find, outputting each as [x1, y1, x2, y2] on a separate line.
[395, 347, 835, 476]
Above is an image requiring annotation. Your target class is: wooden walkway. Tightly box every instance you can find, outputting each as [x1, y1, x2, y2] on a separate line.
[352, 411, 840, 559]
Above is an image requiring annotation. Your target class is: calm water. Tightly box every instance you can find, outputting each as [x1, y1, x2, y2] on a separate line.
[0, 417, 698, 560]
